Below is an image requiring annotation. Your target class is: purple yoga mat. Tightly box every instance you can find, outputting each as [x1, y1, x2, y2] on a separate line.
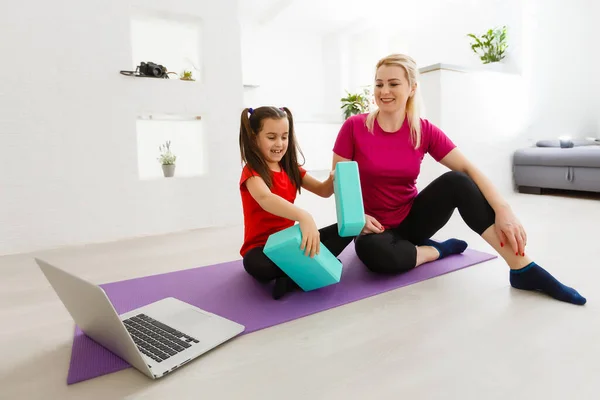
[67, 246, 496, 384]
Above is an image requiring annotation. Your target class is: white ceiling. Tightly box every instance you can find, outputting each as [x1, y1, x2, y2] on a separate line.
[238, 0, 485, 35]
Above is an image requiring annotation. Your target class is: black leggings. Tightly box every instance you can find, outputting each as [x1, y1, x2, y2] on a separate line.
[243, 223, 354, 282]
[354, 171, 495, 274]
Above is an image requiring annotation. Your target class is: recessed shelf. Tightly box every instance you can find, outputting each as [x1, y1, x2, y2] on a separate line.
[124, 77, 207, 117]
[129, 9, 203, 82]
[137, 113, 202, 121]
[136, 117, 207, 180]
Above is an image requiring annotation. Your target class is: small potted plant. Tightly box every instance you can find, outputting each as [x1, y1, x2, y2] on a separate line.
[467, 26, 508, 65]
[180, 70, 195, 81]
[340, 87, 372, 120]
[158, 140, 176, 177]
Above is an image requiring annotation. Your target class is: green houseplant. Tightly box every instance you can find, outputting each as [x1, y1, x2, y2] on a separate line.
[467, 26, 508, 64]
[157, 140, 176, 177]
[180, 70, 195, 81]
[340, 87, 372, 120]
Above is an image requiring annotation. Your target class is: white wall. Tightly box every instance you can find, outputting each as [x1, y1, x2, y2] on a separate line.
[340, 0, 600, 196]
[417, 69, 528, 195]
[522, 0, 600, 140]
[240, 22, 343, 175]
[3, 0, 597, 255]
[240, 23, 327, 121]
[321, 34, 350, 122]
[344, 0, 523, 90]
[0, 0, 244, 255]
[294, 123, 341, 172]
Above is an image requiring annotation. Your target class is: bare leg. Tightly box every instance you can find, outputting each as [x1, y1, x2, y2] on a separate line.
[481, 224, 585, 305]
[415, 246, 440, 267]
[481, 225, 532, 270]
[416, 225, 531, 270]
[390, 171, 585, 305]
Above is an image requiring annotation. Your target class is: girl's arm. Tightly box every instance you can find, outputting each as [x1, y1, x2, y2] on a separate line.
[301, 172, 335, 198]
[246, 175, 309, 221]
[245, 175, 320, 257]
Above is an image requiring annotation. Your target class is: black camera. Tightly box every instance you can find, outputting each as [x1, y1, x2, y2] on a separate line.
[137, 61, 167, 78]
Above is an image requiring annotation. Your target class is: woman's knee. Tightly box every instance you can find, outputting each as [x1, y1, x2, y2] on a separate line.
[440, 170, 474, 189]
[440, 171, 495, 233]
[354, 234, 376, 263]
[354, 234, 415, 274]
[441, 170, 488, 201]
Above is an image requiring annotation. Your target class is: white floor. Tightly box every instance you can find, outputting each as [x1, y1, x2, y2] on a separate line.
[2, 187, 599, 400]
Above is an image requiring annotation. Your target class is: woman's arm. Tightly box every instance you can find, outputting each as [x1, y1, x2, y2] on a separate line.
[439, 148, 509, 211]
[332, 153, 351, 170]
[439, 148, 527, 255]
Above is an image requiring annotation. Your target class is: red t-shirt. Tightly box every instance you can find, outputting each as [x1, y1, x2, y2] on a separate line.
[239, 164, 307, 257]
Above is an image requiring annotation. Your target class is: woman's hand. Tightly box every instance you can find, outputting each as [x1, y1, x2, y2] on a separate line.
[494, 206, 527, 256]
[298, 212, 320, 257]
[361, 214, 385, 235]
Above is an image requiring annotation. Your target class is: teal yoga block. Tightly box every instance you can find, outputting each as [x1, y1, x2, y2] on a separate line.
[263, 225, 343, 291]
[334, 161, 365, 237]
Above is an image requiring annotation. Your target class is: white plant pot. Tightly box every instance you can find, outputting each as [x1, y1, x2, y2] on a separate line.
[162, 164, 175, 177]
[482, 61, 505, 72]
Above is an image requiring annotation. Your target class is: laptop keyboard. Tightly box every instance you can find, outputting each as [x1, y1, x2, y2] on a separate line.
[123, 313, 199, 363]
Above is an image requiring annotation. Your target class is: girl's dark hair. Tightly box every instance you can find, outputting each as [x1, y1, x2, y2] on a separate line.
[239, 106, 305, 192]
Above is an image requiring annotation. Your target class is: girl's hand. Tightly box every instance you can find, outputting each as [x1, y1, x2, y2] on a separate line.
[323, 170, 335, 197]
[494, 206, 527, 256]
[299, 212, 320, 257]
[361, 214, 385, 235]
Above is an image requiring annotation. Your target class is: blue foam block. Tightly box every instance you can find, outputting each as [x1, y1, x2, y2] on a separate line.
[263, 225, 343, 291]
[334, 161, 365, 237]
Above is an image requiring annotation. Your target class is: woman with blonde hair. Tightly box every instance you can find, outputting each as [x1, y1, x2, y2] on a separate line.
[332, 54, 585, 305]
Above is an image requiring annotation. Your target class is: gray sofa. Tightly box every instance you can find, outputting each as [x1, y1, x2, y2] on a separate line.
[513, 139, 600, 194]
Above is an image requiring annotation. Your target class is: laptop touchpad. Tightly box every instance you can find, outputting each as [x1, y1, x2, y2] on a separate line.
[166, 309, 213, 333]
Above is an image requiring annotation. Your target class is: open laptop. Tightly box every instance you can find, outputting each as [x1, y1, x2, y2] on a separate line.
[35, 258, 245, 379]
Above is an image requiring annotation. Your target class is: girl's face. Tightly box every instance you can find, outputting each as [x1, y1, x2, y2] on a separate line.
[374, 64, 415, 114]
[256, 117, 289, 168]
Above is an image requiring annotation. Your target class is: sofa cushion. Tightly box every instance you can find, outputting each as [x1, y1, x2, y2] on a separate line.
[513, 147, 600, 168]
[536, 139, 599, 147]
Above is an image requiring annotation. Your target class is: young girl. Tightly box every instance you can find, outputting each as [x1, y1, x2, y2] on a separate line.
[239, 106, 353, 300]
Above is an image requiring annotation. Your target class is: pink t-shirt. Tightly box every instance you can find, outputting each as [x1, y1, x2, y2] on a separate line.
[332, 113, 456, 229]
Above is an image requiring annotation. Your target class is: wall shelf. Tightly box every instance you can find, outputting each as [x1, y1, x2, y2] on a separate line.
[137, 113, 201, 121]
[136, 115, 206, 180]
[129, 9, 203, 82]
